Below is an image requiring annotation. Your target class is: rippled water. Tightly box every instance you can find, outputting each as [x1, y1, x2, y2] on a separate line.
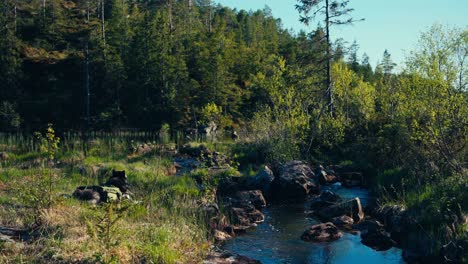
[222, 184, 405, 264]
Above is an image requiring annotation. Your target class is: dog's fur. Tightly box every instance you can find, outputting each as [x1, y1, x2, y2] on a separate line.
[104, 170, 128, 193]
[73, 170, 129, 203]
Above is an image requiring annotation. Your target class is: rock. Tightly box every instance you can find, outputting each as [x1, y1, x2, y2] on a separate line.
[361, 228, 397, 251]
[318, 198, 364, 222]
[0, 152, 8, 161]
[273, 160, 319, 200]
[331, 215, 354, 226]
[246, 166, 275, 196]
[309, 191, 342, 212]
[301, 222, 343, 242]
[316, 165, 339, 185]
[353, 219, 384, 232]
[341, 172, 364, 187]
[320, 191, 342, 203]
[204, 251, 261, 264]
[213, 230, 232, 241]
[235, 190, 267, 209]
[230, 205, 265, 226]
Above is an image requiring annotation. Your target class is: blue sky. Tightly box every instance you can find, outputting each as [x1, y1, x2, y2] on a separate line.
[214, 0, 468, 69]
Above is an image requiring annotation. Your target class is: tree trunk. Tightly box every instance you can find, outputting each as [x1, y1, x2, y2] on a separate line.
[101, 0, 106, 46]
[325, 0, 333, 115]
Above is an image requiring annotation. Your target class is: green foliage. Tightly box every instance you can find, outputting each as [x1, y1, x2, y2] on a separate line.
[248, 56, 309, 163]
[35, 124, 61, 161]
[200, 103, 223, 126]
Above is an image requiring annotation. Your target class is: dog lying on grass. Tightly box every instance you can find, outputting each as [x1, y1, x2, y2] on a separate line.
[73, 170, 130, 204]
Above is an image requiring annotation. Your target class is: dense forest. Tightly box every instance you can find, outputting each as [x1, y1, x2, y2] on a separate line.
[0, 0, 467, 263]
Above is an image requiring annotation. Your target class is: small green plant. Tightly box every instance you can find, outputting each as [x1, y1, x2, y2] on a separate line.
[87, 201, 131, 263]
[34, 124, 61, 207]
[35, 124, 61, 162]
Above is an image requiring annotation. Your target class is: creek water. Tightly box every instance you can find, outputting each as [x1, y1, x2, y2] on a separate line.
[221, 184, 405, 264]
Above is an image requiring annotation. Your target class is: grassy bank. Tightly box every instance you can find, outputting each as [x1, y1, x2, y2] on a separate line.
[0, 132, 212, 263]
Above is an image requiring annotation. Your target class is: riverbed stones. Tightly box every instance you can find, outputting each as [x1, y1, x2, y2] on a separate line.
[301, 222, 343, 242]
[309, 191, 342, 212]
[273, 160, 319, 200]
[318, 197, 364, 222]
[331, 215, 354, 226]
[235, 190, 267, 209]
[316, 165, 339, 185]
[230, 205, 265, 226]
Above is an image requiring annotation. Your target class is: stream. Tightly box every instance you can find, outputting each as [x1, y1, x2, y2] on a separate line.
[221, 184, 405, 264]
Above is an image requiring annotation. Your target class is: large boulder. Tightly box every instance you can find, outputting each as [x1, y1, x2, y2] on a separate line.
[230, 204, 265, 226]
[301, 222, 343, 242]
[235, 190, 267, 209]
[309, 191, 342, 212]
[273, 160, 319, 201]
[361, 228, 397, 251]
[318, 198, 364, 222]
[246, 166, 275, 196]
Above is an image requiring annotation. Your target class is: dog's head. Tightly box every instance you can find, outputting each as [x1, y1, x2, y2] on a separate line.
[112, 170, 127, 180]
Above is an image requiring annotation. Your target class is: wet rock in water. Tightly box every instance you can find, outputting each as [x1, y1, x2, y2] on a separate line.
[245, 166, 275, 196]
[331, 215, 354, 226]
[272, 160, 319, 201]
[316, 165, 339, 185]
[301, 222, 343, 242]
[204, 250, 261, 264]
[353, 219, 384, 232]
[309, 191, 342, 212]
[361, 228, 397, 251]
[235, 190, 267, 209]
[318, 197, 365, 223]
[230, 204, 265, 226]
[320, 190, 342, 203]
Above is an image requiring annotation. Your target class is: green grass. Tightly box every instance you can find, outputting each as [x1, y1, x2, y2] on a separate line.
[0, 133, 213, 263]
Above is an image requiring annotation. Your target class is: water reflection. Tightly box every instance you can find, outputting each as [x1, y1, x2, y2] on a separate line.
[222, 186, 405, 264]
